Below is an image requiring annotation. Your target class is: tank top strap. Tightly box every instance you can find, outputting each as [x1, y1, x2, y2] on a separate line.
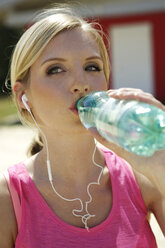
[5, 162, 29, 231]
[3, 171, 21, 230]
[99, 144, 147, 214]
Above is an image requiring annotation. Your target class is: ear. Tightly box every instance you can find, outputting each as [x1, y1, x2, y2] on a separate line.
[13, 82, 30, 110]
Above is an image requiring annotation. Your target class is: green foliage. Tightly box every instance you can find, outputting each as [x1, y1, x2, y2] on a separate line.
[0, 25, 21, 97]
[0, 96, 17, 123]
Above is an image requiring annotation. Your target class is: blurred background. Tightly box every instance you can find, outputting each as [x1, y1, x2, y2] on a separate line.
[1, 0, 165, 119]
[0, 0, 165, 124]
[0, 0, 165, 246]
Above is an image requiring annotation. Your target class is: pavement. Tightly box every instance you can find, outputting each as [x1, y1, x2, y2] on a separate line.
[0, 125, 164, 247]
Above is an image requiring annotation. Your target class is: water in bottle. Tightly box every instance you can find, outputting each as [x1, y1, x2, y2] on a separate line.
[76, 91, 165, 156]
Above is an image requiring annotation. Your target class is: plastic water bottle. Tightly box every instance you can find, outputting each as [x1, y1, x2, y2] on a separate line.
[76, 91, 165, 156]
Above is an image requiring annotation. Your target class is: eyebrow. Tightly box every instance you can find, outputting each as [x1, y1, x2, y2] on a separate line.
[86, 56, 103, 61]
[41, 58, 66, 66]
[41, 55, 103, 66]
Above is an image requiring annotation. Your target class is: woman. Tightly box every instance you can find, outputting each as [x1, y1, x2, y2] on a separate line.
[0, 5, 165, 248]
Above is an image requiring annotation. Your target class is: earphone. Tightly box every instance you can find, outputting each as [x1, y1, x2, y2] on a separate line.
[21, 94, 53, 180]
[21, 93, 103, 231]
[22, 94, 31, 113]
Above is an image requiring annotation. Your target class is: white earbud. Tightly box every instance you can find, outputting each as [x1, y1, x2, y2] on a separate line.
[22, 94, 31, 112]
[21, 94, 101, 231]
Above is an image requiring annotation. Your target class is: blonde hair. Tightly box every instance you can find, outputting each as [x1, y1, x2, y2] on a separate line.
[10, 5, 110, 155]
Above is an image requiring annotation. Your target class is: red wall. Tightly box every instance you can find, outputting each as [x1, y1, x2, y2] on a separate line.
[96, 11, 165, 102]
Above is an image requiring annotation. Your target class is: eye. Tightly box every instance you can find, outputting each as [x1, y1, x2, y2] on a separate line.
[46, 66, 64, 75]
[85, 64, 102, 72]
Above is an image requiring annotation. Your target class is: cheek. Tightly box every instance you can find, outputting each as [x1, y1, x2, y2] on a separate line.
[92, 74, 108, 91]
[30, 75, 63, 100]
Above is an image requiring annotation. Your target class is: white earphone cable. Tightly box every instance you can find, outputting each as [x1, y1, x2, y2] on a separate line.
[27, 105, 104, 231]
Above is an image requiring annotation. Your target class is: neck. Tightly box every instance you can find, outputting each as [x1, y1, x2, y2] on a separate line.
[35, 129, 104, 184]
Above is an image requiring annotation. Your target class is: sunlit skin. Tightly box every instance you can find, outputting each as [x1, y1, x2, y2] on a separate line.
[13, 28, 114, 232]
[17, 28, 109, 186]
[1, 26, 165, 247]
[14, 28, 165, 233]
[26, 28, 107, 132]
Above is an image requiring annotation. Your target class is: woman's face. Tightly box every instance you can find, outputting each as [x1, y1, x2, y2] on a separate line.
[26, 27, 108, 132]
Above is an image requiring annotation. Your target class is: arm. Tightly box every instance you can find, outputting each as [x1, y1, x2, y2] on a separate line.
[89, 88, 165, 233]
[106, 88, 165, 198]
[134, 169, 165, 235]
[96, 134, 165, 235]
[90, 88, 165, 195]
[0, 173, 17, 247]
[151, 190, 165, 235]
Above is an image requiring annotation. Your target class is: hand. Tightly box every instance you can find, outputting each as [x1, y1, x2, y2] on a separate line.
[107, 88, 165, 111]
[89, 88, 165, 197]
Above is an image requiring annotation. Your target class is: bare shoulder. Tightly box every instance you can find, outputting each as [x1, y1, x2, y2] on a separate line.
[133, 169, 160, 210]
[133, 169, 165, 235]
[0, 173, 17, 247]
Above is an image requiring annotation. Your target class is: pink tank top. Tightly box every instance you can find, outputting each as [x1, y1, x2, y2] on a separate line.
[7, 149, 157, 248]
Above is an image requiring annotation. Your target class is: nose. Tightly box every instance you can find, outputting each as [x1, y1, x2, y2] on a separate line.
[70, 76, 91, 94]
[70, 84, 90, 94]
[70, 66, 91, 95]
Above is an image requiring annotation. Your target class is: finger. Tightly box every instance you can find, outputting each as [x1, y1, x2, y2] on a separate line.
[107, 89, 165, 112]
[107, 88, 143, 99]
[107, 88, 143, 94]
[133, 93, 165, 111]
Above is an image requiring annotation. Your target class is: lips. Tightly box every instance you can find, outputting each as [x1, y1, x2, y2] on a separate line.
[69, 101, 79, 115]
